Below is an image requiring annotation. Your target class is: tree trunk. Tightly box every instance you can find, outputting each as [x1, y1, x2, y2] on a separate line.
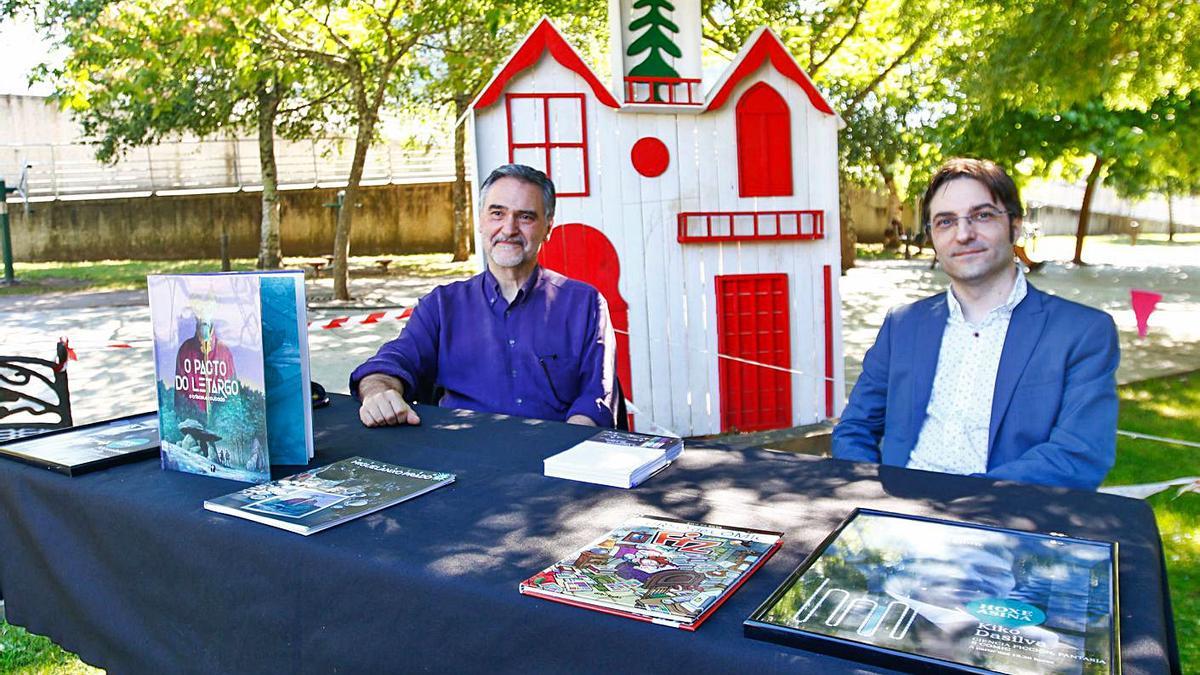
[1167, 191, 1176, 242]
[256, 80, 283, 270]
[451, 95, 471, 262]
[1073, 155, 1106, 265]
[838, 169, 857, 273]
[220, 225, 231, 271]
[333, 110, 378, 301]
[878, 161, 906, 258]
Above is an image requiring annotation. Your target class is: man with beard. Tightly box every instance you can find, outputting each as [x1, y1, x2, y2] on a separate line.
[351, 164, 618, 428]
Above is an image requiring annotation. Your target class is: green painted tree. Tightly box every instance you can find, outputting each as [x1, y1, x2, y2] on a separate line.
[628, 0, 681, 102]
[628, 0, 681, 77]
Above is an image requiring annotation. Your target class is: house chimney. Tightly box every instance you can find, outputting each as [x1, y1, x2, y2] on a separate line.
[608, 0, 703, 107]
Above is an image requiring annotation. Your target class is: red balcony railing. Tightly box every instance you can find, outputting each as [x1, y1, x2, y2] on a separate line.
[623, 77, 703, 106]
[677, 210, 825, 243]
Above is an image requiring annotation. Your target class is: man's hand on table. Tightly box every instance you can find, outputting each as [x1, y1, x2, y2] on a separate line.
[358, 373, 421, 427]
[566, 414, 597, 427]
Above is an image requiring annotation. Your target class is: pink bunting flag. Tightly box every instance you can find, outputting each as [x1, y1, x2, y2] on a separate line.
[1130, 289, 1163, 339]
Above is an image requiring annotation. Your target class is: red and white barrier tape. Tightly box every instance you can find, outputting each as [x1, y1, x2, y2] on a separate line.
[13, 307, 414, 352]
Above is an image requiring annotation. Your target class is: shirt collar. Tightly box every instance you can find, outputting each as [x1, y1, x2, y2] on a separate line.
[946, 267, 1027, 323]
[482, 265, 543, 306]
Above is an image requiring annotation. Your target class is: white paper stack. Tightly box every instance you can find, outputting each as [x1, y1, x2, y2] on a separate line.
[544, 430, 684, 489]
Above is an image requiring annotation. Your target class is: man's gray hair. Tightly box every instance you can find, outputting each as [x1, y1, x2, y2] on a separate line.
[478, 164, 556, 220]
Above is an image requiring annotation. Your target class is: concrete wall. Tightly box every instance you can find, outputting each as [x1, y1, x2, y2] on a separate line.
[7, 182, 456, 261]
[0, 94, 77, 146]
[1026, 205, 1195, 237]
[846, 184, 917, 243]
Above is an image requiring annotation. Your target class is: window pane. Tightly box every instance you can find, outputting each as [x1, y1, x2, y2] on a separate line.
[512, 147, 547, 174]
[547, 97, 584, 144]
[507, 97, 546, 145]
[549, 146, 586, 195]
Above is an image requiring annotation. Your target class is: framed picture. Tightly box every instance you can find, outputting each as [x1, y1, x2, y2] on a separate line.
[0, 412, 160, 476]
[745, 509, 1119, 674]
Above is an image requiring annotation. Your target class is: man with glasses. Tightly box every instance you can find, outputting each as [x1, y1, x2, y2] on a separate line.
[832, 158, 1119, 489]
[350, 164, 618, 429]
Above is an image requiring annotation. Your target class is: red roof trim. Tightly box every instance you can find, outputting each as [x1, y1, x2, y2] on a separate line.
[707, 31, 834, 115]
[474, 19, 620, 110]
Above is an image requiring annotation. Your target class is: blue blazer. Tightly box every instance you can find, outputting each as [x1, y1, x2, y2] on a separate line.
[832, 284, 1119, 489]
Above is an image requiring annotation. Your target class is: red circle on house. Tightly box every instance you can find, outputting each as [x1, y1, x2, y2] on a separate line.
[631, 137, 670, 177]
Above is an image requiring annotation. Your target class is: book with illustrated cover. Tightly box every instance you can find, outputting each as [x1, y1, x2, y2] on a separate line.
[204, 456, 455, 535]
[745, 509, 1119, 675]
[0, 412, 159, 476]
[519, 515, 783, 630]
[544, 430, 683, 488]
[148, 271, 312, 483]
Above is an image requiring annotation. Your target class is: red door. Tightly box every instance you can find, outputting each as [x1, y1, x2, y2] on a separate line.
[715, 274, 792, 432]
[538, 223, 632, 428]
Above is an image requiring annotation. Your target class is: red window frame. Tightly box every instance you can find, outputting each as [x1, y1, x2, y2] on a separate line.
[505, 93, 590, 197]
[715, 273, 793, 433]
[735, 82, 793, 197]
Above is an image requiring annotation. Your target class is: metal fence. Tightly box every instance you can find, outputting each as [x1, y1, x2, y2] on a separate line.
[1, 138, 458, 200]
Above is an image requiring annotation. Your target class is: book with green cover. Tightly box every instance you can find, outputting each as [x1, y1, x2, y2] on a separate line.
[204, 457, 455, 535]
[148, 271, 312, 483]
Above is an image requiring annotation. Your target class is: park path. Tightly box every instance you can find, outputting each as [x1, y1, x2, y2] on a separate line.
[1, 239, 1197, 429]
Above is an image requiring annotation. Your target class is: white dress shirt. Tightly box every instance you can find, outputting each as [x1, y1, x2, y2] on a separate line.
[907, 270, 1028, 475]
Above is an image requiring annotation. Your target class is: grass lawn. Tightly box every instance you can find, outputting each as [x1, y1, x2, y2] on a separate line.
[0, 622, 100, 674]
[1104, 370, 1200, 672]
[1, 372, 1197, 672]
[0, 254, 475, 297]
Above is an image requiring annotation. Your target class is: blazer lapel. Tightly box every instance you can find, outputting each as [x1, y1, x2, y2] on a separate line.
[988, 287, 1047, 454]
[911, 296, 949, 436]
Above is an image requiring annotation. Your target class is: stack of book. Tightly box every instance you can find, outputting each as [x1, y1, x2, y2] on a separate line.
[544, 429, 683, 488]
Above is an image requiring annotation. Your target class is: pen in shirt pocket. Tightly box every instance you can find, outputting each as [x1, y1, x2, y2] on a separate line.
[538, 354, 562, 401]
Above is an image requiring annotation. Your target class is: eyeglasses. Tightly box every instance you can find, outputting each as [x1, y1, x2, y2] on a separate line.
[930, 209, 1013, 232]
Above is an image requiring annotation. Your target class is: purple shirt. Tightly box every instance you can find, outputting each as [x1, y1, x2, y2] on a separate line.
[350, 266, 617, 427]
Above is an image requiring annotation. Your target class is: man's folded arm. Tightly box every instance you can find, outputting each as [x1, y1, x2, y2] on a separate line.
[565, 293, 619, 427]
[980, 314, 1119, 489]
[831, 312, 894, 463]
[348, 294, 441, 402]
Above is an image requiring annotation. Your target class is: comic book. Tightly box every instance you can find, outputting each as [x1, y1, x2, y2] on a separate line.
[204, 457, 455, 535]
[519, 515, 783, 630]
[148, 271, 312, 483]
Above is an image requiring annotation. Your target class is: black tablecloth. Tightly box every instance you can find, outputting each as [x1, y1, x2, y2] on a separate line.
[0, 396, 1179, 674]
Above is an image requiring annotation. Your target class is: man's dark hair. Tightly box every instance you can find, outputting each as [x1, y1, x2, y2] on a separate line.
[479, 164, 556, 220]
[921, 158, 1023, 232]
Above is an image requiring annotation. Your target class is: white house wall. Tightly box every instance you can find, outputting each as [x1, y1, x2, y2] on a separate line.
[472, 50, 844, 435]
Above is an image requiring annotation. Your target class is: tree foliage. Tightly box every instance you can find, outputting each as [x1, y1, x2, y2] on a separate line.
[404, 1, 606, 261]
[16, 0, 338, 269]
[261, 0, 451, 299]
